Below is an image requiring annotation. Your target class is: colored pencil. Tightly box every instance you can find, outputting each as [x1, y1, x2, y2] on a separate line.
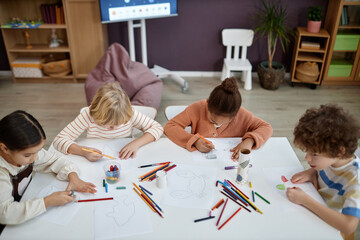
[224, 166, 238, 170]
[252, 190, 255, 202]
[148, 164, 177, 181]
[218, 207, 242, 230]
[226, 180, 249, 199]
[211, 199, 224, 211]
[81, 147, 114, 159]
[139, 185, 153, 195]
[222, 185, 248, 206]
[139, 162, 170, 180]
[216, 198, 228, 226]
[138, 162, 170, 168]
[194, 216, 215, 223]
[76, 197, 113, 203]
[141, 187, 163, 212]
[133, 183, 163, 213]
[197, 133, 212, 145]
[220, 191, 251, 213]
[141, 191, 164, 218]
[234, 187, 262, 214]
[105, 182, 108, 193]
[255, 192, 270, 204]
[133, 188, 156, 212]
[116, 186, 126, 190]
[249, 181, 252, 188]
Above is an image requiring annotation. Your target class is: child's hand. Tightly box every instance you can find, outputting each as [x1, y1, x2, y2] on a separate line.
[67, 172, 97, 193]
[82, 147, 103, 162]
[286, 187, 310, 205]
[44, 190, 75, 208]
[119, 141, 140, 159]
[230, 138, 254, 161]
[194, 138, 215, 153]
[291, 169, 317, 184]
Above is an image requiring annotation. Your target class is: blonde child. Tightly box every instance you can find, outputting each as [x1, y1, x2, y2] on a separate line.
[0, 111, 96, 229]
[164, 77, 273, 160]
[287, 104, 360, 234]
[53, 82, 163, 161]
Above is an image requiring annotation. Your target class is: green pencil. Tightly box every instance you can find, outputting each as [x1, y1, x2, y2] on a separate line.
[116, 186, 126, 190]
[255, 192, 270, 204]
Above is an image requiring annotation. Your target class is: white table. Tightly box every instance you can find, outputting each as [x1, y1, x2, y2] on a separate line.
[0, 137, 342, 240]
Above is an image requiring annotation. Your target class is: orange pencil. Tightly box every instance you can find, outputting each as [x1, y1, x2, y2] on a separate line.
[211, 199, 225, 211]
[139, 162, 170, 179]
[81, 148, 114, 159]
[197, 133, 212, 145]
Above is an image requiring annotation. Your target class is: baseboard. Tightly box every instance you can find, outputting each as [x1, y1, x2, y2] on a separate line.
[171, 71, 290, 79]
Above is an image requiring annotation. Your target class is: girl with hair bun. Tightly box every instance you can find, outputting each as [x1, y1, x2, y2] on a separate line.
[164, 77, 273, 160]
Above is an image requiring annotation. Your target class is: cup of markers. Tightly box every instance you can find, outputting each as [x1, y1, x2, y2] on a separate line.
[104, 161, 120, 184]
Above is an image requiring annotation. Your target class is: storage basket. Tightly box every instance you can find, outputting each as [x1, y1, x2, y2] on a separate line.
[42, 59, 71, 77]
[295, 62, 319, 82]
[11, 57, 44, 78]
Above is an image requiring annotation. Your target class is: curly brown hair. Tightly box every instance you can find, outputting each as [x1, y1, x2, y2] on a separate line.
[294, 104, 360, 159]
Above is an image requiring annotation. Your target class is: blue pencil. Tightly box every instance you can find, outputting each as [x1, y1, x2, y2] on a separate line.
[139, 185, 153, 196]
[105, 182, 108, 193]
[141, 188, 163, 212]
[252, 190, 255, 202]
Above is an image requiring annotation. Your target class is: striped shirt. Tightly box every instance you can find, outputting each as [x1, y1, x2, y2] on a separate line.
[53, 107, 163, 154]
[318, 155, 360, 218]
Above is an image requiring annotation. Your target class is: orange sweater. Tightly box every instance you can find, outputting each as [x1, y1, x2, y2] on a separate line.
[164, 100, 273, 151]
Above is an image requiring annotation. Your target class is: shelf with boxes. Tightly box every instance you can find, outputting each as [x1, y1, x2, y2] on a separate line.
[290, 27, 330, 88]
[323, 0, 360, 85]
[0, 0, 107, 83]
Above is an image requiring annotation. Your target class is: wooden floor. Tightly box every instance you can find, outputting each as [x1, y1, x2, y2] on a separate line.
[1, 72, 360, 237]
[1, 73, 360, 168]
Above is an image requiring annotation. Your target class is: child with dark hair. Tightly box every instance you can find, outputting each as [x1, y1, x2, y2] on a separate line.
[164, 77, 273, 160]
[0, 111, 96, 229]
[287, 104, 360, 234]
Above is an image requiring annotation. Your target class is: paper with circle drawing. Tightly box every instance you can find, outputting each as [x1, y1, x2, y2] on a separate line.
[94, 190, 152, 240]
[191, 138, 242, 161]
[17, 174, 32, 196]
[36, 179, 80, 226]
[162, 164, 217, 209]
[262, 166, 326, 211]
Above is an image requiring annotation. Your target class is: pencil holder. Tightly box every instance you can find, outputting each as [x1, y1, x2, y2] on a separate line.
[104, 161, 120, 184]
[235, 149, 251, 185]
[156, 170, 167, 189]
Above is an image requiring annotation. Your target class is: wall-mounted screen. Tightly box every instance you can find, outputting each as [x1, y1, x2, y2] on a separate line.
[99, 0, 178, 23]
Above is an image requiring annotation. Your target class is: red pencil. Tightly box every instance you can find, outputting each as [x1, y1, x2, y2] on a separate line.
[75, 197, 113, 203]
[216, 198, 228, 226]
[138, 161, 171, 168]
[226, 180, 249, 199]
[218, 207, 242, 230]
[220, 191, 251, 213]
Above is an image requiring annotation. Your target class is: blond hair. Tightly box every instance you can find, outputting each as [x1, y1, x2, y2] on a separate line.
[89, 82, 134, 126]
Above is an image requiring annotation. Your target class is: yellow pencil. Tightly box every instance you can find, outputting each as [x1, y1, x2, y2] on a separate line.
[81, 147, 114, 159]
[139, 162, 170, 179]
[133, 188, 156, 212]
[249, 182, 252, 188]
[234, 188, 263, 214]
[133, 182, 156, 209]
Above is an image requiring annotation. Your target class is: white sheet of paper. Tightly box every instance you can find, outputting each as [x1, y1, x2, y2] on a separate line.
[162, 164, 217, 209]
[262, 166, 325, 211]
[36, 179, 80, 226]
[94, 190, 152, 240]
[190, 138, 241, 161]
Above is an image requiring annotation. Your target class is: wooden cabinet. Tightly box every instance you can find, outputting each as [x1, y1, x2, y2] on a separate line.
[290, 27, 330, 88]
[0, 0, 108, 83]
[322, 0, 360, 85]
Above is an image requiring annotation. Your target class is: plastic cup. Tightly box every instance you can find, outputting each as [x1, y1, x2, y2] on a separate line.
[104, 161, 121, 184]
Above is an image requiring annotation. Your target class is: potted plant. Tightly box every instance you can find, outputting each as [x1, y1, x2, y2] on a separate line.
[254, 0, 292, 90]
[307, 6, 323, 33]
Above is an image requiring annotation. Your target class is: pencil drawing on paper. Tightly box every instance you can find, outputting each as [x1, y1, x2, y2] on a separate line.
[170, 170, 208, 199]
[106, 195, 135, 227]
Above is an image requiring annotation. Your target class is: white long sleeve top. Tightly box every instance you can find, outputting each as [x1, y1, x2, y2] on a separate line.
[52, 107, 164, 154]
[0, 149, 79, 225]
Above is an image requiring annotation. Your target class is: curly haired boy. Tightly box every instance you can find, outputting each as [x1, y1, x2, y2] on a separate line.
[287, 104, 360, 234]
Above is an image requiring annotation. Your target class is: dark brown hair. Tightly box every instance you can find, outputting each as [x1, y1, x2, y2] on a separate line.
[207, 77, 242, 116]
[294, 104, 360, 159]
[0, 110, 46, 151]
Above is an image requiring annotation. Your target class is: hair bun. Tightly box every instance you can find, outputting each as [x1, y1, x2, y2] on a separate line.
[221, 77, 238, 93]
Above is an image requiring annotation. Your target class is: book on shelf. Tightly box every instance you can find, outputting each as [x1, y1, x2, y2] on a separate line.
[301, 41, 321, 50]
[41, 3, 65, 24]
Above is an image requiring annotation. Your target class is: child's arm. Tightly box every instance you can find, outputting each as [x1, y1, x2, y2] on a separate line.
[131, 110, 164, 140]
[119, 132, 155, 159]
[52, 109, 90, 155]
[287, 188, 359, 234]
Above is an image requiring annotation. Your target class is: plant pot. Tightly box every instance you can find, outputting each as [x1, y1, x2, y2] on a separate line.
[257, 61, 285, 90]
[307, 20, 321, 33]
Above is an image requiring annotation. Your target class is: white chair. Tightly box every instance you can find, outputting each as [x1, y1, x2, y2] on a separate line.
[164, 105, 191, 133]
[132, 105, 157, 137]
[221, 29, 254, 90]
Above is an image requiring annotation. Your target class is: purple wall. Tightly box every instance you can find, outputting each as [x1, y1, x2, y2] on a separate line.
[0, 0, 328, 71]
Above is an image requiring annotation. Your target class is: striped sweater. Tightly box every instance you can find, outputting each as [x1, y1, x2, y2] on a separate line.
[53, 107, 163, 154]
